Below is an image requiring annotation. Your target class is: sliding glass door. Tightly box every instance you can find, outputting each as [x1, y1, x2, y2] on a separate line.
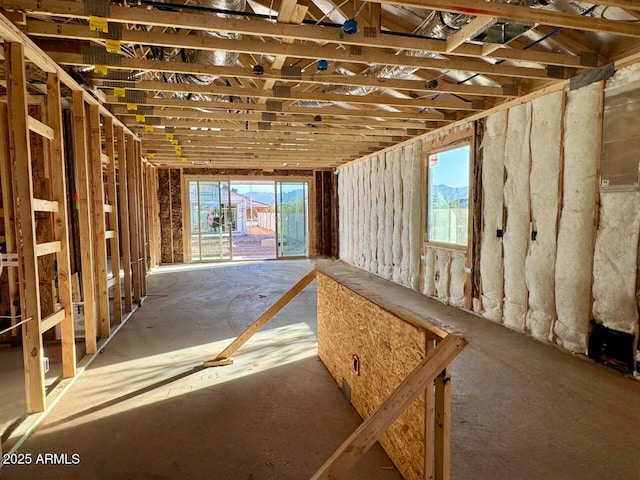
[189, 180, 232, 261]
[275, 181, 308, 258]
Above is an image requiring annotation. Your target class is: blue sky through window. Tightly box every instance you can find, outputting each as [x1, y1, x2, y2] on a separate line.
[430, 145, 470, 188]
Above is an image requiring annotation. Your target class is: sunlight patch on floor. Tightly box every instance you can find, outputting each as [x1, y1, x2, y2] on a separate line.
[40, 322, 318, 433]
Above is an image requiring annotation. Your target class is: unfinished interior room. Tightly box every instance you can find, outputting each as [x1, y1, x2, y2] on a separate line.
[0, 0, 639, 478]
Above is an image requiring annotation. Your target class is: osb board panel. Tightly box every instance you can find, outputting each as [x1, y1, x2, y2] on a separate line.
[317, 272, 426, 480]
[169, 169, 184, 263]
[29, 105, 55, 324]
[158, 168, 173, 264]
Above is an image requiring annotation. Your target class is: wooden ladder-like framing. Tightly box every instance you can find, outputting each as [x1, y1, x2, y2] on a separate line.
[5, 41, 76, 412]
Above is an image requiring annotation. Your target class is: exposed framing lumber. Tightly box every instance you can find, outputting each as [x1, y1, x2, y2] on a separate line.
[445, 15, 494, 53]
[40, 308, 65, 333]
[27, 115, 54, 140]
[49, 51, 553, 86]
[88, 105, 111, 339]
[364, 0, 640, 38]
[434, 366, 452, 480]
[137, 140, 148, 298]
[203, 269, 317, 366]
[106, 103, 448, 122]
[34, 241, 61, 257]
[5, 41, 46, 412]
[311, 334, 466, 480]
[13, 2, 624, 54]
[71, 91, 97, 353]
[104, 116, 123, 324]
[116, 126, 133, 312]
[32, 198, 58, 212]
[126, 134, 142, 304]
[0, 12, 137, 136]
[0, 104, 19, 338]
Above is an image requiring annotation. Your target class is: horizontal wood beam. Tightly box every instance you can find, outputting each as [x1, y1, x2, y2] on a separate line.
[26, 20, 587, 76]
[32, 198, 59, 212]
[40, 308, 65, 333]
[47, 49, 555, 84]
[115, 110, 428, 129]
[364, 0, 640, 38]
[139, 130, 403, 142]
[106, 103, 448, 122]
[35, 240, 61, 257]
[445, 15, 494, 53]
[102, 88, 458, 116]
[126, 119, 420, 136]
[0, 11, 139, 137]
[28, 115, 54, 139]
[11, 2, 611, 58]
[97, 85, 481, 111]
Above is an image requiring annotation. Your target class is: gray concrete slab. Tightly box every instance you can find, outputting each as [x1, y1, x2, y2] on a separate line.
[0, 260, 402, 480]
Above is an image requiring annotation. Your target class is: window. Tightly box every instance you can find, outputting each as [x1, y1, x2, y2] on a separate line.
[426, 144, 471, 246]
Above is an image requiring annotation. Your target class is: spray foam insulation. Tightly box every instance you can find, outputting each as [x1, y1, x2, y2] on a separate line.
[449, 251, 466, 307]
[422, 247, 436, 297]
[369, 155, 379, 273]
[392, 149, 404, 283]
[480, 111, 507, 323]
[401, 145, 413, 287]
[408, 142, 423, 291]
[525, 91, 563, 342]
[502, 102, 532, 332]
[554, 82, 601, 353]
[434, 249, 451, 303]
[592, 192, 640, 335]
[376, 154, 387, 277]
[317, 272, 427, 480]
[383, 154, 395, 280]
[338, 142, 423, 292]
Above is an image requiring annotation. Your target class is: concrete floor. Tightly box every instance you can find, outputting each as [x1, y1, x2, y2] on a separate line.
[2, 260, 640, 480]
[0, 260, 401, 480]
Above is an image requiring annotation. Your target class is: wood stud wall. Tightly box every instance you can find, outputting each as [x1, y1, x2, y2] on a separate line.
[0, 31, 158, 416]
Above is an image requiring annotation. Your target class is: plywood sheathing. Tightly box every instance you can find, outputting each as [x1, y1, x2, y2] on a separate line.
[317, 272, 427, 480]
[29, 104, 55, 327]
[554, 81, 601, 353]
[525, 92, 563, 342]
[169, 169, 184, 263]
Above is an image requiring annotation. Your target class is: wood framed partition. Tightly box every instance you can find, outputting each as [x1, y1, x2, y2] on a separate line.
[4, 41, 75, 412]
[0, 13, 149, 413]
[316, 262, 466, 480]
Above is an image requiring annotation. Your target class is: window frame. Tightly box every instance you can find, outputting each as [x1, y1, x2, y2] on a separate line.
[423, 137, 474, 251]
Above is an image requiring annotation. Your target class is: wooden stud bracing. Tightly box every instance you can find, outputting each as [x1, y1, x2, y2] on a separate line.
[0, 104, 20, 340]
[5, 41, 45, 412]
[311, 334, 466, 480]
[72, 91, 97, 354]
[88, 105, 110, 338]
[126, 135, 142, 304]
[117, 126, 133, 313]
[46, 72, 76, 378]
[104, 117, 123, 324]
[204, 269, 317, 366]
[5, 42, 76, 411]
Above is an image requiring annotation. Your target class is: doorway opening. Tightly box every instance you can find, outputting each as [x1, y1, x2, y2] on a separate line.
[187, 179, 309, 262]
